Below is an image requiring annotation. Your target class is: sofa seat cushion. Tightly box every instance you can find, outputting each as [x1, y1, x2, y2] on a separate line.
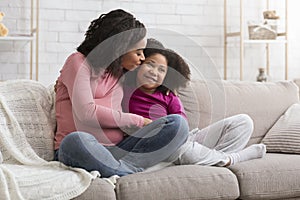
[229, 153, 300, 200]
[73, 178, 116, 200]
[115, 165, 239, 200]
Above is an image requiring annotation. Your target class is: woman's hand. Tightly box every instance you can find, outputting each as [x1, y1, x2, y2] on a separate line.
[143, 117, 153, 126]
[121, 117, 152, 136]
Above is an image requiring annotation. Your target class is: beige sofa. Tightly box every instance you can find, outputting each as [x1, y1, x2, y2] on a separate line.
[0, 79, 300, 200]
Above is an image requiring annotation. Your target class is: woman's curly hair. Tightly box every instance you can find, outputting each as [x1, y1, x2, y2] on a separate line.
[77, 9, 146, 77]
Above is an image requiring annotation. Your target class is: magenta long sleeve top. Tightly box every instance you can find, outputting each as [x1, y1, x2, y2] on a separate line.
[123, 88, 187, 121]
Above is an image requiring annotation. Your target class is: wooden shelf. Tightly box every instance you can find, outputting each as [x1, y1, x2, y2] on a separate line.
[224, 0, 288, 80]
[225, 33, 287, 44]
[0, 35, 34, 41]
[0, 0, 39, 81]
[244, 39, 287, 44]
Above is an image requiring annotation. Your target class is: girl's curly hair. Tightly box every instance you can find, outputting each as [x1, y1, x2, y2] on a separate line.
[77, 9, 146, 77]
[161, 48, 191, 93]
[125, 38, 191, 94]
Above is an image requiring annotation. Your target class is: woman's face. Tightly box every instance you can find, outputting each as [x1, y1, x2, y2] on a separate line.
[136, 53, 168, 94]
[121, 38, 147, 71]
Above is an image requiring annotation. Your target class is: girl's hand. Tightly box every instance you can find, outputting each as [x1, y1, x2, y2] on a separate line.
[143, 117, 153, 126]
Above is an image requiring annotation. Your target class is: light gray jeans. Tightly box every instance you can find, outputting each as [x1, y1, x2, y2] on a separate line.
[170, 114, 254, 166]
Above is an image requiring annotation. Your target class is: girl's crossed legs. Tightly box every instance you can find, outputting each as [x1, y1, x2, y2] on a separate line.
[173, 114, 266, 166]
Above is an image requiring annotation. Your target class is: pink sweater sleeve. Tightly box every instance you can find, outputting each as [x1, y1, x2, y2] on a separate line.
[60, 53, 144, 129]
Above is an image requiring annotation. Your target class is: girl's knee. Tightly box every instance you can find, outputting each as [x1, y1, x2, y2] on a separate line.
[237, 114, 254, 135]
[240, 114, 253, 128]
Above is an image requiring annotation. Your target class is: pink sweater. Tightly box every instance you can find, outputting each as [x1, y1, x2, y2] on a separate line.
[54, 52, 144, 149]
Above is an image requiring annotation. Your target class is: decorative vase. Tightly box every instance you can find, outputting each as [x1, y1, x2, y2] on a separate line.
[257, 68, 267, 82]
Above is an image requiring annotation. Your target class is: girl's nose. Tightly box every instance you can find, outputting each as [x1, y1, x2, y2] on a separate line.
[149, 68, 158, 76]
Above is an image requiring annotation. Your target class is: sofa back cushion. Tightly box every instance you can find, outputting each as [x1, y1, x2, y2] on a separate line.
[179, 80, 299, 145]
[0, 80, 56, 161]
[294, 79, 300, 97]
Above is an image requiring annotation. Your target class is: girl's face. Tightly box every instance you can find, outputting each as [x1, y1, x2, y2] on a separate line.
[136, 53, 168, 94]
[121, 38, 147, 71]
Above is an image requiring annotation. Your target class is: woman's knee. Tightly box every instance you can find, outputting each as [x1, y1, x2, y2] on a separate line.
[166, 114, 185, 122]
[58, 132, 96, 163]
[60, 131, 95, 151]
[68, 131, 94, 140]
[166, 114, 189, 140]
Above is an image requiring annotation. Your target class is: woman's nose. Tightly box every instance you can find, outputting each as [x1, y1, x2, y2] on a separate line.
[140, 52, 145, 61]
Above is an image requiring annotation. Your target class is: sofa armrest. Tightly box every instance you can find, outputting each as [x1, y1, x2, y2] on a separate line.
[0, 80, 56, 161]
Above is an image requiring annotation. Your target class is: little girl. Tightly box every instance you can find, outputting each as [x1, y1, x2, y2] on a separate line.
[123, 38, 266, 167]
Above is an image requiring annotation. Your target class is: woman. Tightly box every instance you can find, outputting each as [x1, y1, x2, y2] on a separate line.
[54, 9, 188, 178]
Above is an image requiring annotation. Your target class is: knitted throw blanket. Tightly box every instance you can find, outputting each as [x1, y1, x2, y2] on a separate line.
[0, 84, 98, 200]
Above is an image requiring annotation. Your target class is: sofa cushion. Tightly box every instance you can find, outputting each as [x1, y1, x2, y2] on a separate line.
[262, 103, 300, 154]
[229, 153, 300, 200]
[177, 82, 200, 129]
[0, 80, 56, 161]
[73, 178, 116, 200]
[294, 79, 300, 97]
[179, 80, 299, 145]
[115, 165, 239, 200]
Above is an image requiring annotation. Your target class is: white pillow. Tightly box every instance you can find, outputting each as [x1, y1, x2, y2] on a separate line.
[262, 103, 300, 154]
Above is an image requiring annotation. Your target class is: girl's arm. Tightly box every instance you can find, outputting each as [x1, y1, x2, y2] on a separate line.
[167, 93, 188, 120]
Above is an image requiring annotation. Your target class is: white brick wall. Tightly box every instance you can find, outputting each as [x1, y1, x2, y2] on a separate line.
[0, 0, 300, 86]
